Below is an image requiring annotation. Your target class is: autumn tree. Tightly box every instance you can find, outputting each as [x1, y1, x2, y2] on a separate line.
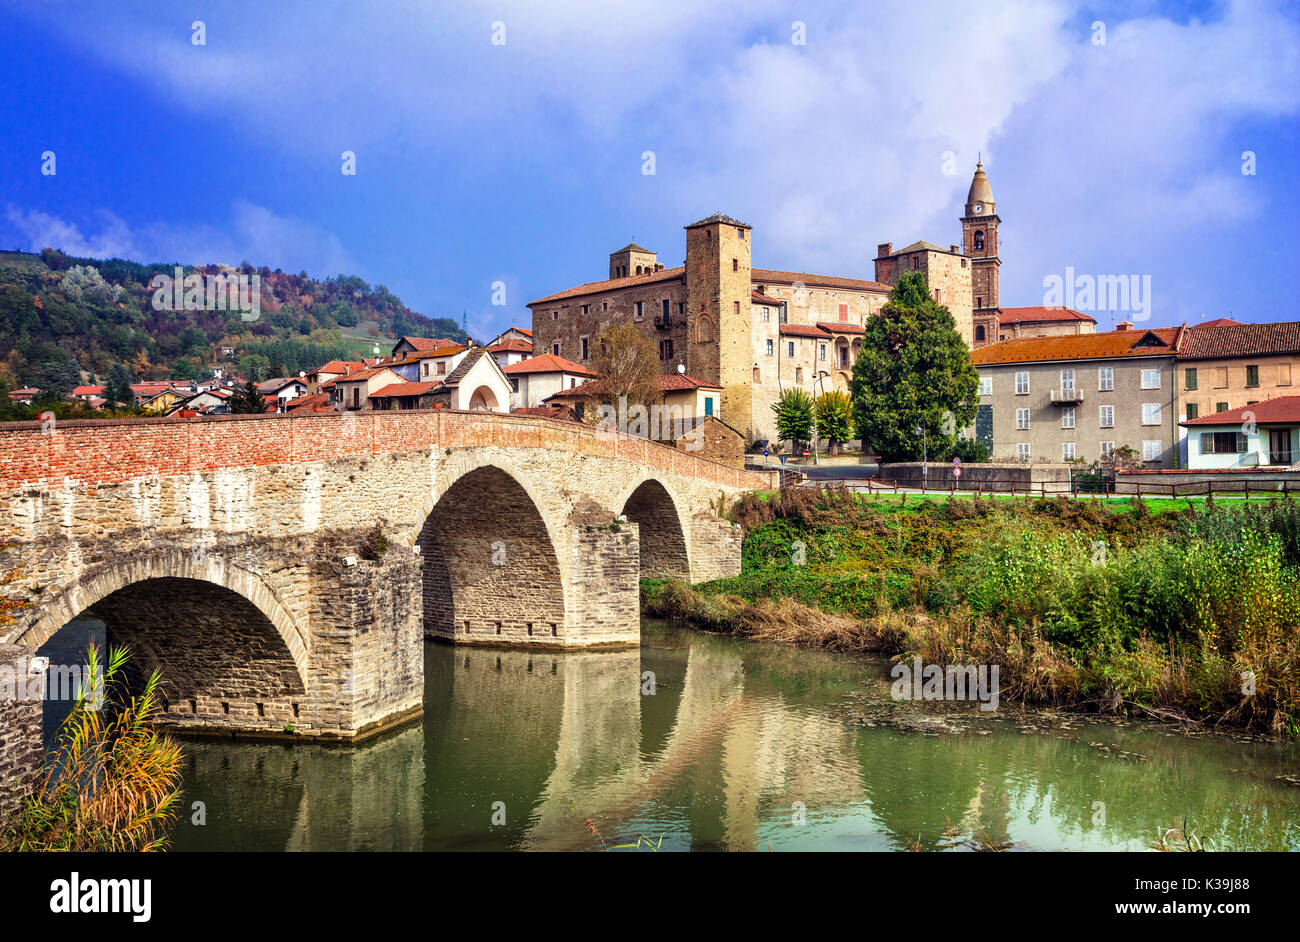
[587, 324, 662, 417]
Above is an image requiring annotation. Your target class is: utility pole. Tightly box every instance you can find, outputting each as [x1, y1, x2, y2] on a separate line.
[916, 424, 927, 493]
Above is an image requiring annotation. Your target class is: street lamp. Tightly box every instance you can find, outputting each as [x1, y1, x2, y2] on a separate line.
[915, 424, 927, 493]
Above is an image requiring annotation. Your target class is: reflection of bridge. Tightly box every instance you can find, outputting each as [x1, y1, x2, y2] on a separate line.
[0, 410, 774, 741]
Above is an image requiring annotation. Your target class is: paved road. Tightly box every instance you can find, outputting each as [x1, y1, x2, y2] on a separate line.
[750, 462, 879, 480]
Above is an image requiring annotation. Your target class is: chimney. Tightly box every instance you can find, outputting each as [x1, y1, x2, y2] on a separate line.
[877, 243, 893, 258]
[1116, 320, 1133, 331]
[950, 244, 961, 254]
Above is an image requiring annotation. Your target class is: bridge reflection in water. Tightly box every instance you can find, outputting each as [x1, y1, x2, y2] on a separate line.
[159, 622, 1300, 852]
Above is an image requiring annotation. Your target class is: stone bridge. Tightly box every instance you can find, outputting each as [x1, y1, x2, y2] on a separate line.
[0, 410, 774, 742]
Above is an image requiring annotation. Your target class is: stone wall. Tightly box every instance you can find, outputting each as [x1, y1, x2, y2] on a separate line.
[879, 462, 1073, 489]
[0, 644, 43, 819]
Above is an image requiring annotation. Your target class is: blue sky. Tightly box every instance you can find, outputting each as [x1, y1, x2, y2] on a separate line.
[2, 0, 1297, 340]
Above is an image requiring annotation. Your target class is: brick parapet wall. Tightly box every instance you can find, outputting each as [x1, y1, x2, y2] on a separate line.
[0, 410, 775, 494]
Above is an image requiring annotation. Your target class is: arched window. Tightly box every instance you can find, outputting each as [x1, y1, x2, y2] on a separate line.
[696, 315, 714, 343]
[975, 325, 986, 342]
[753, 366, 761, 383]
[635, 265, 643, 275]
[973, 230, 985, 251]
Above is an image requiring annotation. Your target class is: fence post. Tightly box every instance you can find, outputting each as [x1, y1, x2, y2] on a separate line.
[1208, 480, 1212, 500]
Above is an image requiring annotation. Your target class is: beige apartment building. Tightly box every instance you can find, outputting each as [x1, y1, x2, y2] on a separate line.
[971, 325, 1183, 466]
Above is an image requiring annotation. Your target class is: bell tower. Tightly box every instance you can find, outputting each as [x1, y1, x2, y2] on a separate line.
[961, 161, 1001, 346]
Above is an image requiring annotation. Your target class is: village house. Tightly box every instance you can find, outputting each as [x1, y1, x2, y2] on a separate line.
[995, 306, 1097, 342]
[487, 336, 533, 371]
[502, 353, 597, 410]
[304, 360, 365, 394]
[330, 366, 405, 411]
[258, 377, 310, 410]
[368, 347, 512, 412]
[1182, 396, 1299, 469]
[545, 371, 723, 429]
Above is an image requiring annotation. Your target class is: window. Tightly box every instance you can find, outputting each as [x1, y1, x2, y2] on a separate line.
[581, 337, 589, 360]
[1280, 364, 1292, 386]
[765, 339, 774, 356]
[761, 308, 770, 322]
[732, 258, 738, 272]
[1060, 369, 1075, 392]
[1017, 443, 1030, 460]
[436, 361, 446, 376]
[795, 367, 803, 383]
[422, 362, 430, 377]
[787, 341, 795, 357]
[1061, 406, 1075, 429]
[1185, 403, 1198, 420]
[978, 376, 992, 396]
[659, 339, 673, 360]
[1184, 368, 1197, 390]
[977, 297, 983, 309]
[1141, 369, 1160, 390]
[738, 228, 745, 240]
[973, 230, 984, 251]
[552, 342, 560, 356]
[1100, 441, 1115, 458]
[1216, 401, 1229, 413]
[1062, 443, 1076, 460]
[753, 367, 761, 383]
[696, 316, 714, 343]
[1246, 364, 1260, 387]
[1015, 371, 1029, 395]
[1200, 431, 1247, 454]
[1098, 367, 1114, 391]
[635, 301, 644, 321]
[819, 344, 826, 361]
[1099, 404, 1114, 428]
[1016, 408, 1030, 430]
[1214, 367, 1228, 388]
[552, 310, 559, 320]
[678, 302, 685, 318]
[704, 397, 714, 416]
[838, 303, 848, 322]
[602, 301, 608, 312]
[662, 299, 671, 322]
[734, 300, 740, 316]
[1142, 403, 1161, 425]
[975, 325, 986, 342]
[1143, 440, 1161, 462]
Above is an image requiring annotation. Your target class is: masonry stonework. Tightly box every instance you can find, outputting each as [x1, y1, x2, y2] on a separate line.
[0, 644, 43, 820]
[0, 410, 773, 740]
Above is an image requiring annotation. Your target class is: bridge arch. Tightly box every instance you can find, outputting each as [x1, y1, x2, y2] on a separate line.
[9, 549, 309, 704]
[617, 476, 692, 582]
[416, 453, 568, 644]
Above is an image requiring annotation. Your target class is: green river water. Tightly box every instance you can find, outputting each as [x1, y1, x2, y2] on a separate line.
[44, 618, 1300, 851]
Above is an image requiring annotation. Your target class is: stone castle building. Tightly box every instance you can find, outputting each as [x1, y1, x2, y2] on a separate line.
[528, 164, 1003, 442]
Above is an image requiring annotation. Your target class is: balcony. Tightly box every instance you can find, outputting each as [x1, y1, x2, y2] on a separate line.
[653, 315, 672, 330]
[1050, 388, 1084, 404]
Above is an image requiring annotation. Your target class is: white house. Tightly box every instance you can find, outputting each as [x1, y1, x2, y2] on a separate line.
[502, 353, 597, 410]
[1181, 396, 1299, 469]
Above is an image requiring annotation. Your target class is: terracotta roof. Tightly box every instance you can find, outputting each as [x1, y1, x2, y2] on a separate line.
[502, 353, 597, 376]
[971, 327, 1180, 365]
[817, 321, 865, 334]
[752, 269, 891, 293]
[1178, 321, 1300, 360]
[394, 336, 459, 353]
[611, 243, 654, 254]
[1194, 317, 1242, 328]
[547, 373, 720, 399]
[370, 381, 443, 399]
[335, 366, 402, 383]
[309, 360, 365, 376]
[751, 290, 782, 305]
[780, 324, 832, 339]
[1182, 396, 1300, 426]
[284, 393, 333, 413]
[999, 306, 1096, 325]
[488, 338, 533, 354]
[880, 240, 955, 257]
[72, 385, 105, 395]
[511, 405, 580, 422]
[529, 267, 685, 305]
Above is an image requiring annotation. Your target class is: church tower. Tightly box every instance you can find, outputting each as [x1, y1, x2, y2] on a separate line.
[961, 162, 1001, 346]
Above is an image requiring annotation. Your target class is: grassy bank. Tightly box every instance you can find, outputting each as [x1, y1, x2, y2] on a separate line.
[643, 487, 1300, 736]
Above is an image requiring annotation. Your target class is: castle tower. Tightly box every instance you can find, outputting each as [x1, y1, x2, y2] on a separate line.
[962, 162, 1002, 345]
[685, 213, 752, 435]
[609, 243, 658, 279]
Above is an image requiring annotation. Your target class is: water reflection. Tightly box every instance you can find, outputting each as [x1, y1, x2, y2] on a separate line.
[36, 619, 1293, 852]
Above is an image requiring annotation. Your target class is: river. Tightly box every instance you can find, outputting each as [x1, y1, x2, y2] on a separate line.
[40, 617, 1300, 851]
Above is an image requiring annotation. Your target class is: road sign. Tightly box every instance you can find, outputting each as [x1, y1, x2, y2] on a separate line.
[953, 467, 962, 478]
[953, 457, 961, 465]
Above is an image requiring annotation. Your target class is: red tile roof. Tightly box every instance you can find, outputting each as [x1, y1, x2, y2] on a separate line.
[370, 381, 444, 399]
[502, 353, 596, 376]
[72, 385, 105, 396]
[751, 290, 782, 305]
[547, 372, 720, 399]
[972, 327, 1181, 366]
[780, 324, 832, 339]
[998, 306, 1096, 325]
[511, 404, 579, 421]
[1182, 396, 1300, 426]
[1178, 321, 1300, 359]
[395, 336, 460, 353]
[817, 321, 865, 334]
[529, 267, 686, 305]
[487, 338, 533, 354]
[1193, 317, 1242, 328]
[752, 269, 891, 293]
[284, 393, 333, 413]
[335, 366, 402, 383]
[309, 360, 365, 376]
